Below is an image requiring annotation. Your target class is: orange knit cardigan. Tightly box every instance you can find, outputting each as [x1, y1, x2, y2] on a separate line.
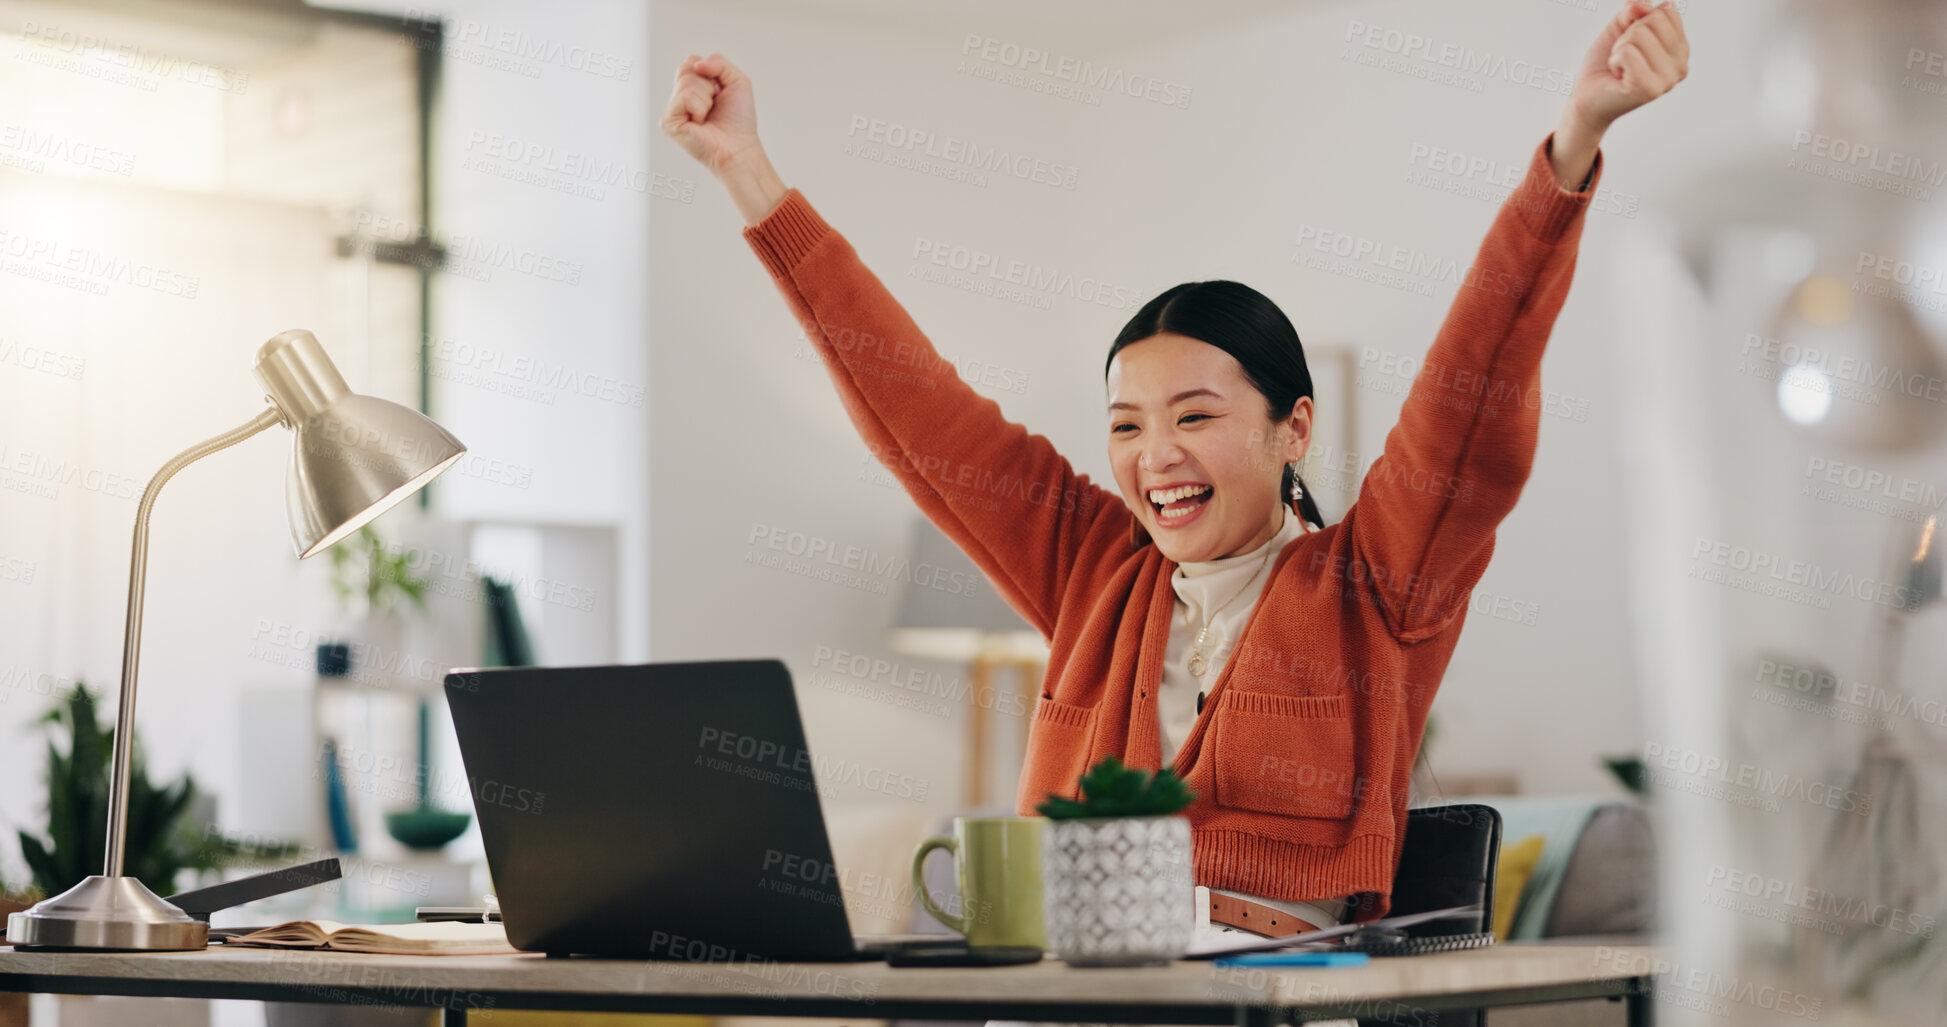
[742, 132, 1602, 921]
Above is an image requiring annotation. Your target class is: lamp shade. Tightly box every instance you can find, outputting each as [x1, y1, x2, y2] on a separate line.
[253, 329, 466, 558]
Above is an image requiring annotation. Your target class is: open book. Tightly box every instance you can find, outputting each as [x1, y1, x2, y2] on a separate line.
[225, 919, 518, 955]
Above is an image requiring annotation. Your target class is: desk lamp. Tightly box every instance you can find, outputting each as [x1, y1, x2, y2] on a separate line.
[6, 329, 466, 951]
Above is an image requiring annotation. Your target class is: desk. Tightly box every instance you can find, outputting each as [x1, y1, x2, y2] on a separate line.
[0, 942, 1658, 1026]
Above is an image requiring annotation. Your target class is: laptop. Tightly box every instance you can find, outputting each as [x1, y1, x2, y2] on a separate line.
[443, 658, 944, 961]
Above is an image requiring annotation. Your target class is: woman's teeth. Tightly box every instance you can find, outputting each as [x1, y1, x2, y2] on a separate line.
[1149, 484, 1212, 520]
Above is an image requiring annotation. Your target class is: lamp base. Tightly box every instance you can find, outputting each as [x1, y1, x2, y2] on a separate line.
[6, 875, 208, 951]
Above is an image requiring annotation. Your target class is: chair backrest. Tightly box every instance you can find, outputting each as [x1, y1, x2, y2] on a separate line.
[1385, 803, 1502, 936]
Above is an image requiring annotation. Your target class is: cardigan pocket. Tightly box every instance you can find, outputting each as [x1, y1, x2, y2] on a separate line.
[1209, 690, 1358, 820]
[1020, 696, 1097, 808]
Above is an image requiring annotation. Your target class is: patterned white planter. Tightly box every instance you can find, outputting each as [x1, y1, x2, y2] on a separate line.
[1041, 813, 1194, 966]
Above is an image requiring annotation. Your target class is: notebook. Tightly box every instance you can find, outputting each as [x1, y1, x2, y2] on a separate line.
[224, 919, 519, 955]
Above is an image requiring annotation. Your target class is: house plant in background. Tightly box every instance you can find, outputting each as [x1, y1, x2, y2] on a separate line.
[320, 522, 431, 683]
[1037, 756, 1197, 966]
[1601, 753, 1648, 797]
[15, 683, 286, 901]
[14, 682, 306, 1027]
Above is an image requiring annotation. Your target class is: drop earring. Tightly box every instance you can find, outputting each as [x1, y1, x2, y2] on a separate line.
[1289, 471, 1312, 533]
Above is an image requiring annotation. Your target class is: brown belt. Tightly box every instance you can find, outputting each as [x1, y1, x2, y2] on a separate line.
[1206, 892, 1321, 938]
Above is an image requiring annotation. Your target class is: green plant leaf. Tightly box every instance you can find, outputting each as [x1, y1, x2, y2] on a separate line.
[1039, 756, 1196, 820]
[1602, 756, 1647, 796]
[1035, 796, 1090, 819]
[18, 832, 58, 900]
[325, 524, 433, 619]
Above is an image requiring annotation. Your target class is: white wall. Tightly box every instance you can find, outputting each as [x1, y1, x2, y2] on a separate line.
[409, 0, 652, 663]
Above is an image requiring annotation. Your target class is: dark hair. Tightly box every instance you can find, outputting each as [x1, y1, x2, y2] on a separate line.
[1103, 280, 1325, 530]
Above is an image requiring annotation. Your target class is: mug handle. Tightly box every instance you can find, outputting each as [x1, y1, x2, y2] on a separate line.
[911, 835, 969, 935]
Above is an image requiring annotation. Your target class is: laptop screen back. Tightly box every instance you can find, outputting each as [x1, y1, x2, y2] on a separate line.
[443, 659, 858, 959]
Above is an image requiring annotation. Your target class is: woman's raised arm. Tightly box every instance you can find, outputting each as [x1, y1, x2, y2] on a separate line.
[661, 53, 1130, 638]
[1337, 1, 1688, 642]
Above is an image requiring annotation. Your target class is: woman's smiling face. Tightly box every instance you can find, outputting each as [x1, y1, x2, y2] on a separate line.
[1106, 332, 1312, 563]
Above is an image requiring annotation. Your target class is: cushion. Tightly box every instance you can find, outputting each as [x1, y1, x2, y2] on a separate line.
[1492, 834, 1545, 941]
[1546, 800, 1657, 936]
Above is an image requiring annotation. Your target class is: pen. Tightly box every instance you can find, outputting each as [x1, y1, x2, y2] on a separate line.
[1211, 951, 1371, 968]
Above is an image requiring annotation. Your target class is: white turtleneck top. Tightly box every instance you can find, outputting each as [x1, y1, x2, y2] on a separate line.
[1161, 503, 1305, 763]
[1163, 503, 1349, 930]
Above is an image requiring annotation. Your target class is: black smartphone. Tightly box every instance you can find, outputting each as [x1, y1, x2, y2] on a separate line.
[885, 942, 1045, 967]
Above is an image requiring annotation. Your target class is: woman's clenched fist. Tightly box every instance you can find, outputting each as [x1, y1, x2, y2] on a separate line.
[661, 52, 762, 176]
[1569, 1, 1690, 131]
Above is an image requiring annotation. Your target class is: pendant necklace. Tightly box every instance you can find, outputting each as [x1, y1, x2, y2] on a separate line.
[1185, 549, 1276, 679]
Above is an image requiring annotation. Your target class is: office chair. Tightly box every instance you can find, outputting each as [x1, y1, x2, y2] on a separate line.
[1352, 802, 1503, 1027]
[1385, 802, 1503, 936]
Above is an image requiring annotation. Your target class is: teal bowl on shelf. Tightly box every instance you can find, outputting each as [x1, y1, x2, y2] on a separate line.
[385, 807, 472, 850]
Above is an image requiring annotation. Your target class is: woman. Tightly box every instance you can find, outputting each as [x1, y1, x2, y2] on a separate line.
[663, 2, 1688, 938]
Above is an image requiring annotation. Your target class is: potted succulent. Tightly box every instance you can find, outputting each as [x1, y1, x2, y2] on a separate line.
[1037, 756, 1198, 966]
